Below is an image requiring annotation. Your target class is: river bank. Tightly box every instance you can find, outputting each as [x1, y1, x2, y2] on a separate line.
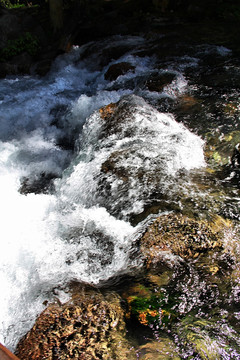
[0, 0, 240, 78]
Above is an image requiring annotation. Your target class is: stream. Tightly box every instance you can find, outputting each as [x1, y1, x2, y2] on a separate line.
[0, 31, 240, 358]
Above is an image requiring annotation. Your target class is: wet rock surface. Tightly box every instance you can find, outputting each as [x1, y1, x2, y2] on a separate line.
[140, 213, 223, 264]
[104, 62, 135, 81]
[174, 315, 240, 359]
[95, 95, 205, 221]
[137, 339, 181, 360]
[15, 289, 133, 360]
[19, 172, 57, 195]
[145, 72, 176, 92]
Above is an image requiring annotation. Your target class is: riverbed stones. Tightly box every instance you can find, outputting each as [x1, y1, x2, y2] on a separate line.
[140, 213, 223, 265]
[15, 290, 133, 360]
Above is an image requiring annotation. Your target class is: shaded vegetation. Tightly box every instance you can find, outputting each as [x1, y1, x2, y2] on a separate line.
[0, 32, 39, 61]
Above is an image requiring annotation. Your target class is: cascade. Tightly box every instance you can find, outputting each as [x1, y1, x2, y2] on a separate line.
[0, 35, 239, 357]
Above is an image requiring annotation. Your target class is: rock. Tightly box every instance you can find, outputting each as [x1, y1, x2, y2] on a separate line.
[15, 290, 134, 360]
[101, 150, 130, 182]
[140, 213, 223, 265]
[0, 12, 21, 48]
[174, 315, 240, 359]
[94, 95, 205, 221]
[0, 54, 32, 77]
[104, 62, 135, 81]
[80, 42, 135, 69]
[9, 52, 33, 74]
[19, 172, 57, 195]
[138, 338, 181, 360]
[231, 143, 240, 169]
[0, 62, 14, 78]
[99, 102, 117, 122]
[205, 131, 240, 168]
[34, 58, 53, 76]
[205, 132, 240, 187]
[145, 72, 176, 92]
[175, 94, 202, 116]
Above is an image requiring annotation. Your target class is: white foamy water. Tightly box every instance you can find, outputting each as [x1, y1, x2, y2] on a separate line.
[61, 94, 205, 218]
[0, 35, 206, 350]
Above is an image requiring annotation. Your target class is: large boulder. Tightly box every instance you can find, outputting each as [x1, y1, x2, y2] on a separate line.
[15, 290, 133, 360]
[90, 95, 205, 220]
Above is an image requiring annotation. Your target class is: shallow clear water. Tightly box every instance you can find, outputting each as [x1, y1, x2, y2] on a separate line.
[0, 34, 240, 356]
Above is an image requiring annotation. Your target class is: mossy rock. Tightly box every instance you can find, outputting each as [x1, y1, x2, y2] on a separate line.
[140, 213, 223, 265]
[16, 289, 134, 360]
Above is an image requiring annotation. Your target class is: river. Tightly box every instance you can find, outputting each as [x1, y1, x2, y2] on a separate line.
[0, 32, 240, 358]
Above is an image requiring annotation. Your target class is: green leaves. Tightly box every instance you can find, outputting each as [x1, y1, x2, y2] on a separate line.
[0, 32, 39, 61]
[0, 0, 25, 9]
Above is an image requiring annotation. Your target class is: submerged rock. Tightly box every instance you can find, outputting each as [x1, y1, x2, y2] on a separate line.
[145, 72, 176, 92]
[104, 62, 135, 81]
[174, 315, 240, 360]
[138, 339, 181, 360]
[140, 213, 223, 265]
[15, 290, 133, 360]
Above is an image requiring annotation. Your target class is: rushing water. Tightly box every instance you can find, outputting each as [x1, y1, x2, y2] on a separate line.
[0, 34, 240, 357]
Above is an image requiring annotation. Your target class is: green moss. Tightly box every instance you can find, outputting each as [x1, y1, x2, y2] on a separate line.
[128, 293, 176, 327]
[0, 32, 39, 61]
